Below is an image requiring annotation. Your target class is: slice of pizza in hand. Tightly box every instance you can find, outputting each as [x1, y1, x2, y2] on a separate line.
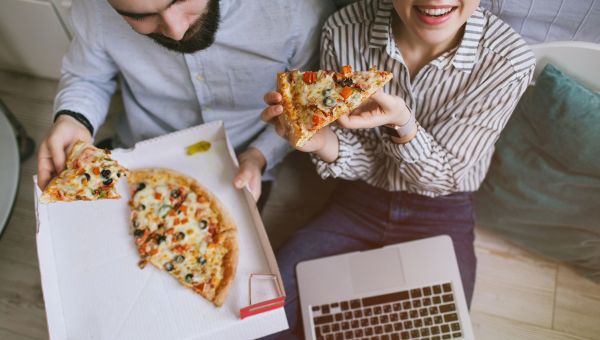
[40, 140, 128, 203]
[128, 169, 238, 307]
[277, 65, 393, 147]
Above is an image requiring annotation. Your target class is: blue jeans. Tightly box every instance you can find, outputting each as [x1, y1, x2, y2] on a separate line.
[265, 180, 476, 339]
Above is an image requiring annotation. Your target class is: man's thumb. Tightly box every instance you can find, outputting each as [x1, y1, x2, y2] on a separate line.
[233, 169, 250, 189]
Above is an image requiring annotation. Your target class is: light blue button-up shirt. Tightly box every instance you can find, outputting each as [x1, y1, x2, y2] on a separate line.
[54, 0, 335, 173]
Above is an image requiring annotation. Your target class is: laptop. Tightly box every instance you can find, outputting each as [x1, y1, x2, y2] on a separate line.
[296, 235, 474, 340]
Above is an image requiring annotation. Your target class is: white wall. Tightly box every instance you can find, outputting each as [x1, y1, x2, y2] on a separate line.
[0, 0, 71, 79]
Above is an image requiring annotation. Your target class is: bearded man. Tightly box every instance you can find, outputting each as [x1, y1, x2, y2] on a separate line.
[37, 0, 334, 204]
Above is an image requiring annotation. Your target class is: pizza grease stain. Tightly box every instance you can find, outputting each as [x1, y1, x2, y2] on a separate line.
[186, 141, 212, 155]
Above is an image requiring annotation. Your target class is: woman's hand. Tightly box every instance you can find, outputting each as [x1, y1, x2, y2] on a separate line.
[337, 91, 412, 129]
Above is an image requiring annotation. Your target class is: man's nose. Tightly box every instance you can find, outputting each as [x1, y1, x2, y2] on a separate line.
[159, 8, 188, 41]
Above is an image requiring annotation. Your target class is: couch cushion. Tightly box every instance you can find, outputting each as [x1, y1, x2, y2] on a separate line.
[475, 63, 600, 282]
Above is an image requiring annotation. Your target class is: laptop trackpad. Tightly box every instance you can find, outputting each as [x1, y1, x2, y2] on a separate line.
[349, 247, 406, 294]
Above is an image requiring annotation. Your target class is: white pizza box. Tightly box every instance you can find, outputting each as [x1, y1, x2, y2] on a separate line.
[34, 121, 288, 340]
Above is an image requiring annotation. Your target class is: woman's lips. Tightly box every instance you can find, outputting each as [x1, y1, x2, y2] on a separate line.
[414, 6, 457, 25]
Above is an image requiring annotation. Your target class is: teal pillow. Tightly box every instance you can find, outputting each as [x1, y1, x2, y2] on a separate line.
[475, 64, 600, 282]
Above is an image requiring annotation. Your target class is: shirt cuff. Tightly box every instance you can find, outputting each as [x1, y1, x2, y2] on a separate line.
[311, 127, 357, 179]
[382, 124, 431, 163]
[248, 124, 292, 172]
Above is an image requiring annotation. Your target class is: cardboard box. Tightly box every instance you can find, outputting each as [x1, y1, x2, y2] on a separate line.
[35, 121, 288, 339]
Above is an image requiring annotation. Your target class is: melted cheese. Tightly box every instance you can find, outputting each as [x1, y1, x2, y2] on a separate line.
[131, 181, 226, 293]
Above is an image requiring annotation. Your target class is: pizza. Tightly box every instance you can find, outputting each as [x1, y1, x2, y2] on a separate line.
[40, 140, 128, 203]
[277, 65, 393, 147]
[127, 168, 238, 307]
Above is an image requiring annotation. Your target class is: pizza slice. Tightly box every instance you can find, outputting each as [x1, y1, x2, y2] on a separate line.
[127, 168, 238, 307]
[277, 65, 393, 147]
[40, 140, 128, 203]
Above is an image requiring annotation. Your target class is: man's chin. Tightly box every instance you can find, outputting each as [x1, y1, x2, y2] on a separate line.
[149, 35, 216, 54]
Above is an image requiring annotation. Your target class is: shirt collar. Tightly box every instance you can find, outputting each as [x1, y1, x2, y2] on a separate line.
[368, 2, 486, 72]
[368, 0, 395, 49]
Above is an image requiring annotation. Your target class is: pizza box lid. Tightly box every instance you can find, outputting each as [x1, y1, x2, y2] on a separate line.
[34, 121, 288, 339]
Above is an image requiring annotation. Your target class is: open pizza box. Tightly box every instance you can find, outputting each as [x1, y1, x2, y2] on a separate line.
[34, 121, 288, 339]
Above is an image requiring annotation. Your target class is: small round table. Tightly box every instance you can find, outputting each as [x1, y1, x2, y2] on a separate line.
[0, 106, 20, 238]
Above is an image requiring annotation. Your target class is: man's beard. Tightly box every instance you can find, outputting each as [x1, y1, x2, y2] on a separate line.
[147, 0, 220, 54]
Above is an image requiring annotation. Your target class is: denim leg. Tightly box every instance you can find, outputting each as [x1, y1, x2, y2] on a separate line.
[384, 192, 477, 306]
[264, 202, 380, 339]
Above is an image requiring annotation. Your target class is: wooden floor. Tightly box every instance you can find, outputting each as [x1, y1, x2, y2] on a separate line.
[0, 70, 598, 339]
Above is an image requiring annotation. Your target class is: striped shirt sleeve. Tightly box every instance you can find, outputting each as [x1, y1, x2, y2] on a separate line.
[382, 68, 534, 192]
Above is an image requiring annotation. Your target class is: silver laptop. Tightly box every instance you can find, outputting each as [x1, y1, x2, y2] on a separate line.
[297, 235, 474, 340]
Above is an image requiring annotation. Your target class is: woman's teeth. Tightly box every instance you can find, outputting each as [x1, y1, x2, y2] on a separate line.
[417, 7, 454, 17]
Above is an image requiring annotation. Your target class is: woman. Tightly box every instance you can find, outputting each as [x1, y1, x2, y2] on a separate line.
[262, 0, 535, 337]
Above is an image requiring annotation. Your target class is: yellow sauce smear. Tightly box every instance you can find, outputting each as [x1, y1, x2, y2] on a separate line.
[186, 141, 211, 155]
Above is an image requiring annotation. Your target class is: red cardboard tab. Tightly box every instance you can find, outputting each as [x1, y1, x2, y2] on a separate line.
[240, 296, 286, 320]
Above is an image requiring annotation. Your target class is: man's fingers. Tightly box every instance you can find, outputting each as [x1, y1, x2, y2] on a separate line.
[261, 105, 283, 122]
[233, 167, 251, 189]
[48, 138, 67, 175]
[37, 143, 55, 190]
[263, 91, 282, 105]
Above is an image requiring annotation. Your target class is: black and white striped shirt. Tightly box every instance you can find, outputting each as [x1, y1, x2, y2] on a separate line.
[314, 0, 536, 197]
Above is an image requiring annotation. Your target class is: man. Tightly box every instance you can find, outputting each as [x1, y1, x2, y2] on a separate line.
[37, 0, 335, 202]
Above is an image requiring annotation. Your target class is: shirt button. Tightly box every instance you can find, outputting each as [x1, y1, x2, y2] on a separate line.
[196, 74, 204, 81]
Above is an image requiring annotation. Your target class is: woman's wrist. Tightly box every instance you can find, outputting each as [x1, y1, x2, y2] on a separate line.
[383, 104, 418, 144]
[314, 128, 340, 163]
[390, 124, 418, 144]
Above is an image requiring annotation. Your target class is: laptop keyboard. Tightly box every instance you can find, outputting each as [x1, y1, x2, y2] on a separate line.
[311, 282, 462, 340]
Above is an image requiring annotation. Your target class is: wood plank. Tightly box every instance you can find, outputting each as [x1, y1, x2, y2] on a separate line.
[553, 265, 600, 339]
[471, 311, 586, 339]
[0, 327, 40, 340]
[471, 243, 557, 328]
[0, 259, 48, 339]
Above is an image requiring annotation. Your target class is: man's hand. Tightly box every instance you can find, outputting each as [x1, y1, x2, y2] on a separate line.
[232, 147, 266, 202]
[37, 115, 93, 190]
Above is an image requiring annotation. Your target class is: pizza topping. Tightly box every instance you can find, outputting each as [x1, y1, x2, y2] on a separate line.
[174, 255, 185, 264]
[336, 77, 354, 88]
[198, 220, 208, 230]
[101, 169, 111, 178]
[103, 178, 113, 186]
[164, 262, 174, 271]
[197, 256, 206, 265]
[133, 229, 144, 238]
[185, 274, 193, 283]
[84, 173, 91, 181]
[157, 235, 167, 244]
[303, 71, 317, 84]
[170, 189, 181, 199]
[341, 65, 353, 75]
[175, 231, 186, 241]
[323, 97, 336, 108]
[340, 86, 353, 100]
[136, 183, 146, 192]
